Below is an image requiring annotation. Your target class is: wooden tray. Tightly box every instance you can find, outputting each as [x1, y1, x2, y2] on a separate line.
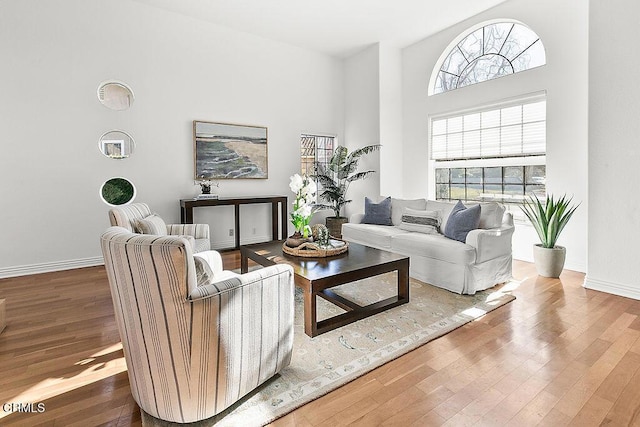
[282, 239, 349, 258]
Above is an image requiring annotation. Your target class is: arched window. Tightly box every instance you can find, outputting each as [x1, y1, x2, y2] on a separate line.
[430, 21, 545, 95]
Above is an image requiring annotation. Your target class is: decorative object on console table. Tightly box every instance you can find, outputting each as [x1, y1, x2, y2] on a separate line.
[194, 120, 268, 179]
[195, 180, 219, 200]
[312, 144, 381, 238]
[520, 193, 580, 278]
[286, 173, 317, 248]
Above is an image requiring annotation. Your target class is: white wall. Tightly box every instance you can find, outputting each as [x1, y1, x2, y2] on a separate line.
[401, 0, 589, 272]
[585, 0, 640, 299]
[379, 44, 404, 197]
[0, 0, 343, 275]
[343, 44, 381, 218]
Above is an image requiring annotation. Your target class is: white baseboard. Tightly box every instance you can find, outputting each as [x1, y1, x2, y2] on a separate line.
[0, 256, 104, 279]
[583, 276, 640, 301]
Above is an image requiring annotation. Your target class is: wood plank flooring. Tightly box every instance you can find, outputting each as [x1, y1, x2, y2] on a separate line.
[1, 255, 639, 426]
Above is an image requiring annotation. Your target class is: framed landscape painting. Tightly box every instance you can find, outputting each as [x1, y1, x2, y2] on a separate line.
[194, 121, 268, 179]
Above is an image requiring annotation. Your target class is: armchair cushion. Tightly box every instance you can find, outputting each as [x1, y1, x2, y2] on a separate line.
[134, 214, 167, 235]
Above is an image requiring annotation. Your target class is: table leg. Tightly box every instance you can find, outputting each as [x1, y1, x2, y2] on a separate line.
[303, 289, 317, 337]
[271, 201, 278, 241]
[280, 199, 288, 240]
[398, 259, 410, 302]
[234, 204, 240, 249]
[240, 249, 248, 274]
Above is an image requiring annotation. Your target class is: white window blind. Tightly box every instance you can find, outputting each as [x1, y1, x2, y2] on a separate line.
[431, 99, 546, 160]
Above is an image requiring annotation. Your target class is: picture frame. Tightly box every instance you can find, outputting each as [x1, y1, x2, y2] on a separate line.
[101, 140, 124, 158]
[193, 120, 268, 180]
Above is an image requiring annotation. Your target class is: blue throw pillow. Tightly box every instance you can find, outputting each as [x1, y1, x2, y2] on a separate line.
[362, 197, 393, 226]
[444, 200, 481, 242]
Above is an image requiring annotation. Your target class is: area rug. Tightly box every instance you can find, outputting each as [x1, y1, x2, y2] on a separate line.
[142, 273, 516, 427]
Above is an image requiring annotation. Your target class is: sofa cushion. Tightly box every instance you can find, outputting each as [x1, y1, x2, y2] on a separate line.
[341, 223, 409, 250]
[362, 197, 393, 225]
[399, 208, 441, 234]
[478, 202, 505, 229]
[391, 232, 476, 265]
[444, 201, 481, 243]
[134, 214, 168, 235]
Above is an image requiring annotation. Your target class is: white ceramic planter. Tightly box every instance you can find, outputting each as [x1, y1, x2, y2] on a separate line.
[533, 244, 566, 278]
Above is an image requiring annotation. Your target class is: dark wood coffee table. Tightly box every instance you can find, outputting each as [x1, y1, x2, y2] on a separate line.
[240, 240, 409, 337]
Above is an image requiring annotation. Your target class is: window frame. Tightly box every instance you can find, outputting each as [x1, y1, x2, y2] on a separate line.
[428, 19, 546, 96]
[428, 92, 546, 208]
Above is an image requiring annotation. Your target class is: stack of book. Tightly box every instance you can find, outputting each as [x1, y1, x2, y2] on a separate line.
[196, 194, 219, 200]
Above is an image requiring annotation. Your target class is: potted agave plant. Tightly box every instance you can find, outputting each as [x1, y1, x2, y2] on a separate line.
[312, 144, 380, 238]
[520, 194, 580, 278]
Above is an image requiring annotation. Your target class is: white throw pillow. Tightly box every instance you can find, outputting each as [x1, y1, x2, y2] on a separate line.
[478, 202, 505, 229]
[134, 214, 168, 235]
[398, 208, 441, 234]
[390, 198, 427, 226]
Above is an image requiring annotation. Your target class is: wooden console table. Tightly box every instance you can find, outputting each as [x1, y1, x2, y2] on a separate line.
[180, 196, 288, 250]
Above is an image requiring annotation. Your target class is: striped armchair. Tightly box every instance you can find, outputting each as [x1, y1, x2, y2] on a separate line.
[108, 202, 211, 252]
[100, 227, 295, 423]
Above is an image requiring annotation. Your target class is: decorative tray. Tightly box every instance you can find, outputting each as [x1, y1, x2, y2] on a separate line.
[282, 238, 349, 258]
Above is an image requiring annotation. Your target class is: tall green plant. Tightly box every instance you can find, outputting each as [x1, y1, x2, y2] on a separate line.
[520, 194, 580, 248]
[312, 144, 381, 218]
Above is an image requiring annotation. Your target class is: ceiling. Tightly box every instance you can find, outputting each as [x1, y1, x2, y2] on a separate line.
[133, 0, 508, 58]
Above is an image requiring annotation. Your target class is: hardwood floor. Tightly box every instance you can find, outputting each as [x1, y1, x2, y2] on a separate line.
[1, 255, 639, 426]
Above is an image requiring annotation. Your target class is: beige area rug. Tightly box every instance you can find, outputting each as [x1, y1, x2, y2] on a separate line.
[142, 273, 516, 427]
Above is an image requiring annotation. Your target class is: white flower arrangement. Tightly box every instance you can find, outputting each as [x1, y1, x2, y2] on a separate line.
[289, 173, 317, 238]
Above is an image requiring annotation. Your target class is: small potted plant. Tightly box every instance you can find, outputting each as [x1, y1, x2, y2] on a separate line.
[520, 193, 580, 278]
[312, 144, 380, 238]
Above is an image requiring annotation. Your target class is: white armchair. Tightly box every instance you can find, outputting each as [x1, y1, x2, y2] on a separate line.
[108, 202, 211, 252]
[100, 226, 294, 423]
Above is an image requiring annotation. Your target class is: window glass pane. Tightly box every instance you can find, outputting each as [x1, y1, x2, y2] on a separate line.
[450, 184, 466, 199]
[451, 168, 465, 184]
[502, 24, 540, 61]
[447, 132, 463, 158]
[480, 127, 500, 157]
[463, 130, 481, 158]
[459, 28, 484, 62]
[525, 184, 546, 199]
[436, 168, 450, 184]
[484, 23, 514, 55]
[504, 184, 524, 197]
[484, 184, 503, 196]
[459, 55, 512, 88]
[484, 167, 502, 184]
[436, 184, 450, 199]
[463, 113, 481, 131]
[523, 122, 545, 153]
[481, 109, 501, 129]
[447, 116, 463, 133]
[441, 48, 467, 76]
[501, 105, 522, 126]
[523, 101, 546, 123]
[525, 165, 546, 185]
[504, 166, 524, 184]
[466, 168, 482, 184]
[501, 124, 522, 155]
[513, 39, 546, 72]
[467, 184, 483, 201]
[432, 119, 447, 135]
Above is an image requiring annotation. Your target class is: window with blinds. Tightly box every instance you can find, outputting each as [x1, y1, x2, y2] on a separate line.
[431, 99, 546, 160]
[430, 96, 546, 204]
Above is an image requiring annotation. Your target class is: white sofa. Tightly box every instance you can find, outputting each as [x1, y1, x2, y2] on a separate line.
[341, 198, 514, 295]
